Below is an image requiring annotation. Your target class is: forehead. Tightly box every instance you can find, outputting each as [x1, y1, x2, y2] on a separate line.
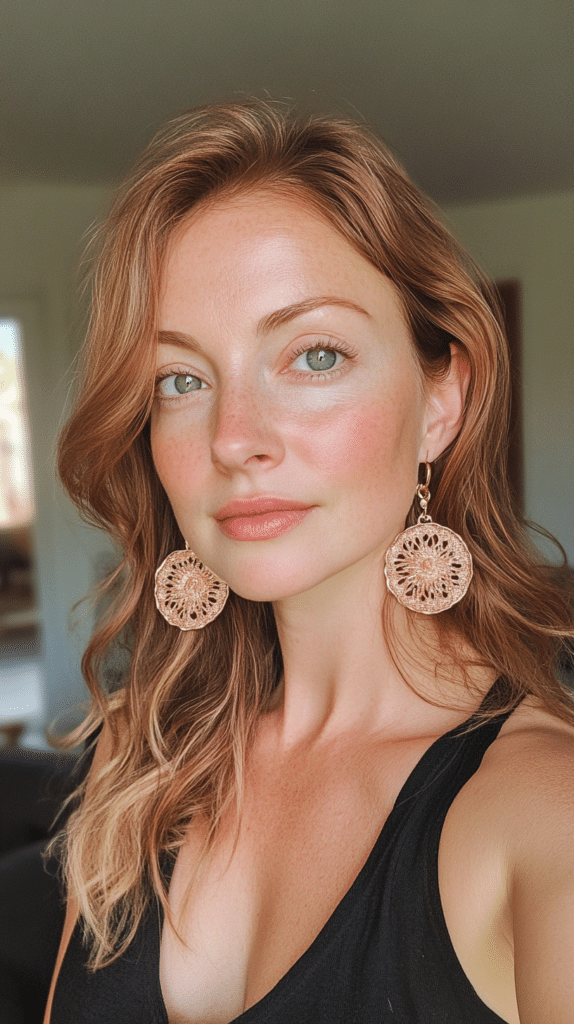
[160, 189, 407, 332]
[169, 185, 349, 240]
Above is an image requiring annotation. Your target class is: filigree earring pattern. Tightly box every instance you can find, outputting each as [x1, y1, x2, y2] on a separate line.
[154, 545, 229, 629]
[384, 463, 473, 614]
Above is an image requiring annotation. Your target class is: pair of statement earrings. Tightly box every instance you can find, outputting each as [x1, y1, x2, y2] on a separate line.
[154, 463, 473, 630]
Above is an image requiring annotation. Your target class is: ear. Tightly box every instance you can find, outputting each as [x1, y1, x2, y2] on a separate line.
[418, 344, 470, 463]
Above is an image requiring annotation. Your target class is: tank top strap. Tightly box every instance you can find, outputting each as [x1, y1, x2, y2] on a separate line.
[376, 688, 522, 1024]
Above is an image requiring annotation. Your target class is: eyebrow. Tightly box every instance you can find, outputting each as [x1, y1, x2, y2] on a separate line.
[256, 296, 372, 334]
[157, 297, 372, 353]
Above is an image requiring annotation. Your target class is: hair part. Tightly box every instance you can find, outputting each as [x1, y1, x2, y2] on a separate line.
[50, 98, 574, 968]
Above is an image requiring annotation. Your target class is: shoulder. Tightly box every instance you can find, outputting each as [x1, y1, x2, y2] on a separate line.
[441, 694, 574, 917]
[481, 695, 574, 807]
[469, 695, 574, 842]
[442, 694, 574, 877]
[493, 697, 574, 1022]
[477, 697, 574, 1022]
[491, 694, 574, 873]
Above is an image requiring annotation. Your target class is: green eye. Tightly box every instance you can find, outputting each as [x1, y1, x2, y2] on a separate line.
[157, 372, 203, 398]
[174, 373, 198, 394]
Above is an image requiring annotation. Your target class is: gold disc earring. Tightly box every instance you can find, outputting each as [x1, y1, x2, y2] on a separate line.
[154, 545, 229, 629]
[384, 463, 473, 614]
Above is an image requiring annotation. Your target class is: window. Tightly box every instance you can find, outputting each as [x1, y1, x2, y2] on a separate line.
[0, 319, 34, 529]
[0, 317, 38, 636]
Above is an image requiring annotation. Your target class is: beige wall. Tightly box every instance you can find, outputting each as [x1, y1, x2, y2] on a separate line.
[1, 184, 572, 728]
[442, 190, 574, 563]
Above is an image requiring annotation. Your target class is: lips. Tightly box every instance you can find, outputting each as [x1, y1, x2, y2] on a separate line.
[215, 496, 315, 521]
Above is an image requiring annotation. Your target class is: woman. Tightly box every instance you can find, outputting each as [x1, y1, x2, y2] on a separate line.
[45, 101, 574, 1024]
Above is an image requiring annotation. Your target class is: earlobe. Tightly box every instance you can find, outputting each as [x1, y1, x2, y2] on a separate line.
[418, 343, 470, 463]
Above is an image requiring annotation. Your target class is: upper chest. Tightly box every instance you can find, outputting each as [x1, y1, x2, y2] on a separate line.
[159, 708, 546, 1024]
[160, 737, 417, 1023]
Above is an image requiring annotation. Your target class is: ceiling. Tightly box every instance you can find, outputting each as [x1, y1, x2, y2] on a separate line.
[2, 0, 572, 202]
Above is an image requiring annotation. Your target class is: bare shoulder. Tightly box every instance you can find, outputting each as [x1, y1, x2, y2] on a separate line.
[466, 700, 572, 860]
[484, 694, 574, 786]
[442, 693, 574, 874]
[438, 693, 574, 1022]
[481, 697, 574, 1022]
[472, 695, 574, 824]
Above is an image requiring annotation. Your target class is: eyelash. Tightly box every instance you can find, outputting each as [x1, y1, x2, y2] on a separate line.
[154, 339, 356, 402]
[287, 339, 355, 381]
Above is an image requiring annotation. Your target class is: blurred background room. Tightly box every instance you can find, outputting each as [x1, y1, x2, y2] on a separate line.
[0, 0, 572, 755]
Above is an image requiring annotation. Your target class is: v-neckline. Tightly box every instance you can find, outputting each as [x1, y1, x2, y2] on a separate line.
[156, 681, 512, 1024]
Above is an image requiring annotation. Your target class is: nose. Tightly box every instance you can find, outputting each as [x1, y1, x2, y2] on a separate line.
[209, 379, 284, 471]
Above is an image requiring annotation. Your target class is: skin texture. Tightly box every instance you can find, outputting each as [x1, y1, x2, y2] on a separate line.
[44, 191, 574, 1024]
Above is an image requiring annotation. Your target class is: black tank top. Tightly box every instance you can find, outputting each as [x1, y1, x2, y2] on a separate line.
[51, 693, 519, 1024]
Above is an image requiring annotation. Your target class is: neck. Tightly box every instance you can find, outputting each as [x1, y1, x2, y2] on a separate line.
[266, 556, 492, 749]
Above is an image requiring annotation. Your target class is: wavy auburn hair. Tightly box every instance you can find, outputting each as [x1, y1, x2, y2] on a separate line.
[53, 99, 574, 968]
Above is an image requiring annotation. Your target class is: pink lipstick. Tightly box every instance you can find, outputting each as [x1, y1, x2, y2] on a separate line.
[214, 495, 316, 541]
[217, 507, 314, 541]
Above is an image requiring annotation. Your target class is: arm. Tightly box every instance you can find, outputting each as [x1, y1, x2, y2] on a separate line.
[510, 736, 574, 1023]
[43, 721, 115, 1024]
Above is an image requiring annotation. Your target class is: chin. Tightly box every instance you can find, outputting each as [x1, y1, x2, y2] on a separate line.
[223, 555, 347, 606]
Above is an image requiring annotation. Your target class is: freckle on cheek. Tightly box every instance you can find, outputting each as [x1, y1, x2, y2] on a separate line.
[152, 431, 199, 486]
[305, 409, 392, 473]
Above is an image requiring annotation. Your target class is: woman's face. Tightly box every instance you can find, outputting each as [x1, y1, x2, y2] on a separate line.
[151, 190, 443, 603]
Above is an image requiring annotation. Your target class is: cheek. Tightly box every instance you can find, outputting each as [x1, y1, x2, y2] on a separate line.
[300, 397, 421, 490]
[150, 412, 204, 505]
